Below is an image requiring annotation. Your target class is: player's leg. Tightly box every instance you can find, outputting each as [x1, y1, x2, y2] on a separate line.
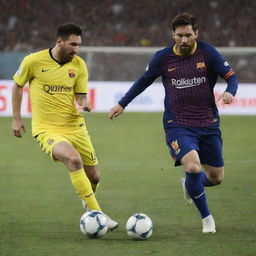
[166, 128, 199, 204]
[53, 141, 101, 211]
[181, 150, 211, 218]
[73, 127, 101, 192]
[165, 127, 207, 209]
[165, 128, 215, 232]
[80, 164, 118, 231]
[201, 165, 224, 186]
[199, 129, 224, 187]
[84, 164, 100, 192]
[181, 150, 216, 233]
[73, 128, 119, 231]
[35, 132, 101, 210]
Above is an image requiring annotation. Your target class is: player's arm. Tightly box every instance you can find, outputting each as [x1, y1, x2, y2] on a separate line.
[12, 56, 31, 138]
[108, 74, 156, 120]
[109, 52, 162, 120]
[12, 82, 26, 138]
[207, 45, 238, 104]
[75, 93, 91, 112]
[217, 74, 238, 104]
[75, 59, 91, 111]
[109, 104, 124, 120]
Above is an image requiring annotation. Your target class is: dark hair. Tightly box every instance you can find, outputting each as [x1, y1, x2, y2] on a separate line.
[171, 13, 198, 32]
[57, 23, 82, 40]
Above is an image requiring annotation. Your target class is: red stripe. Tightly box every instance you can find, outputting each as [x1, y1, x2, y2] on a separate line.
[224, 70, 235, 80]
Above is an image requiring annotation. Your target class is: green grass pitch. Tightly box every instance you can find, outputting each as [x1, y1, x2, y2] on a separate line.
[0, 113, 255, 256]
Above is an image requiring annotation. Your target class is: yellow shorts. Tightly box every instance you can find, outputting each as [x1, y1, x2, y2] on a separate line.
[34, 127, 98, 166]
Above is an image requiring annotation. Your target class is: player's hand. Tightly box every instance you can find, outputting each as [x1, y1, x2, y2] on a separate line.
[12, 118, 26, 138]
[75, 94, 91, 112]
[217, 92, 234, 104]
[82, 101, 91, 112]
[108, 104, 124, 120]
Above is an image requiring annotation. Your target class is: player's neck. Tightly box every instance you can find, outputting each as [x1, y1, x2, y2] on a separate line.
[51, 46, 61, 63]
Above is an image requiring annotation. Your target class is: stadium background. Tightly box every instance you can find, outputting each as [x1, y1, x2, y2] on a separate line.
[0, 0, 256, 82]
[1, 1, 256, 256]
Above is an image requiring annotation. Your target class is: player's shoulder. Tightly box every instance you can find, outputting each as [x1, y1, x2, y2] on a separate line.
[197, 41, 224, 62]
[155, 45, 172, 57]
[197, 41, 227, 68]
[71, 55, 87, 70]
[151, 46, 172, 63]
[23, 49, 50, 64]
[197, 41, 218, 54]
[73, 55, 86, 65]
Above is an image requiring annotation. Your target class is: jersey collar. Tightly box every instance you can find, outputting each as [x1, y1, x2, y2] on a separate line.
[173, 41, 197, 56]
[49, 48, 65, 65]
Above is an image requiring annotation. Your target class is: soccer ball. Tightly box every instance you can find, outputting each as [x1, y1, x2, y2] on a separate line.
[126, 213, 153, 240]
[80, 210, 108, 238]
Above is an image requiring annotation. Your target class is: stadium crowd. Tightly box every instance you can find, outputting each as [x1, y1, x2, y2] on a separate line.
[0, 0, 255, 51]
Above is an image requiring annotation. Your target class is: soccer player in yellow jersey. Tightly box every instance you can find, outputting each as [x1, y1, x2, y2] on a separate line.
[12, 23, 118, 231]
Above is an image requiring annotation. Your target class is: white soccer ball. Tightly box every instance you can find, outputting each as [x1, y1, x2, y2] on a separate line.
[126, 213, 153, 240]
[80, 210, 108, 238]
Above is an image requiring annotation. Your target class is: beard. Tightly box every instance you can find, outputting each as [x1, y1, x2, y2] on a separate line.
[59, 48, 75, 63]
[179, 44, 194, 56]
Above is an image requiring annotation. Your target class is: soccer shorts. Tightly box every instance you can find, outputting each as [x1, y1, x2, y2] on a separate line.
[165, 126, 224, 167]
[34, 126, 98, 166]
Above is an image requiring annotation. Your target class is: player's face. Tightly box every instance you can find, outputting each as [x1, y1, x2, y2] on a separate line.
[172, 25, 198, 56]
[58, 34, 81, 63]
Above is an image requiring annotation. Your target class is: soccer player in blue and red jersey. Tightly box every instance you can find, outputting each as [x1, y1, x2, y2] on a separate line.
[109, 13, 238, 233]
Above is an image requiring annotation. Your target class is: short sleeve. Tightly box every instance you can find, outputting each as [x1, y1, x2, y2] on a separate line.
[13, 56, 32, 87]
[75, 59, 88, 94]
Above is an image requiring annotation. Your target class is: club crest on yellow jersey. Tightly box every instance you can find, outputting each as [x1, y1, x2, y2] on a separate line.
[68, 69, 76, 78]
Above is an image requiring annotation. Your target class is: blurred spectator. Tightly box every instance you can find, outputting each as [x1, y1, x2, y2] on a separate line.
[140, 38, 151, 46]
[0, 0, 255, 51]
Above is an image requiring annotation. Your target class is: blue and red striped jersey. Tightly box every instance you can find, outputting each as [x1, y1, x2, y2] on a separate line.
[119, 41, 238, 128]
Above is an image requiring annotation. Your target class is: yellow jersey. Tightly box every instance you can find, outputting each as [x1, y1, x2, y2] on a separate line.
[13, 49, 88, 136]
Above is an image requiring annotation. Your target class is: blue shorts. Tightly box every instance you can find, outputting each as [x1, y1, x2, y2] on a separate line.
[165, 126, 224, 167]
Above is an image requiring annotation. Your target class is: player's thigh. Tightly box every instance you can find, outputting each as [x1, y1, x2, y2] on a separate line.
[34, 132, 71, 161]
[165, 127, 199, 166]
[53, 141, 82, 163]
[199, 133, 224, 167]
[180, 150, 201, 172]
[71, 128, 98, 166]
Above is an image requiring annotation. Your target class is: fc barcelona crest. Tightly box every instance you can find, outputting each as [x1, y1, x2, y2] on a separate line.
[171, 140, 180, 155]
[68, 69, 76, 78]
[196, 62, 206, 72]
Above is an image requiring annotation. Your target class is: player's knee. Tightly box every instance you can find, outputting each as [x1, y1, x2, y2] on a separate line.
[186, 162, 201, 173]
[212, 175, 224, 185]
[209, 172, 224, 185]
[69, 155, 83, 170]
